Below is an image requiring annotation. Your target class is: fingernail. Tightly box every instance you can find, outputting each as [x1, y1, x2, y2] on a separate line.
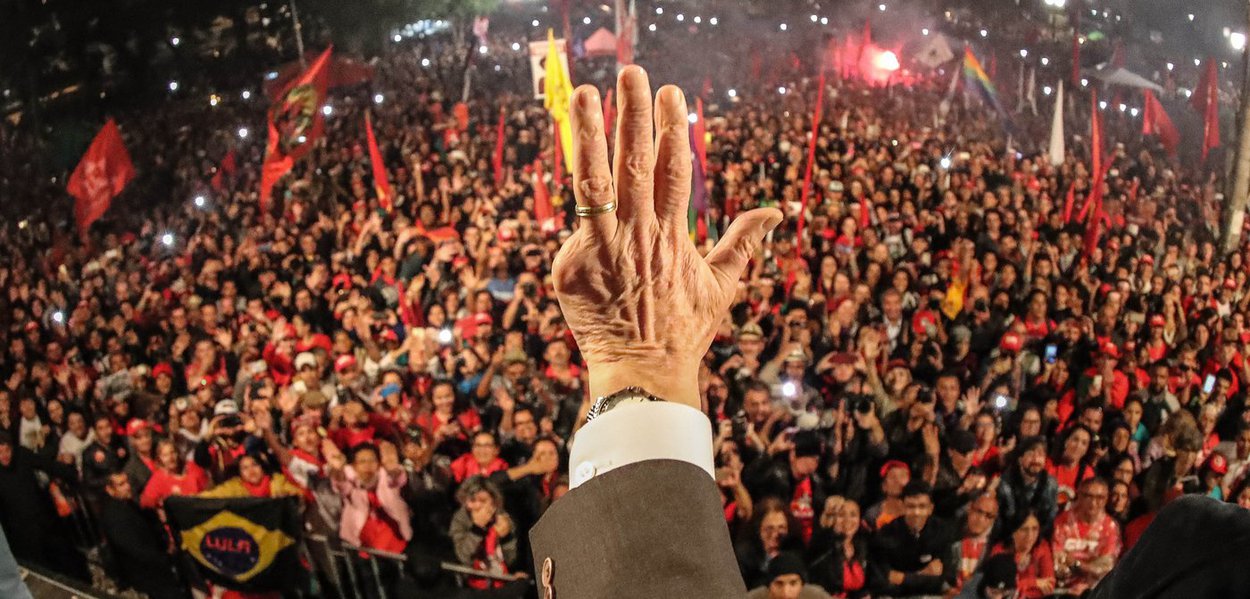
[764, 213, 784, 231]
[578, 88, 600, 109]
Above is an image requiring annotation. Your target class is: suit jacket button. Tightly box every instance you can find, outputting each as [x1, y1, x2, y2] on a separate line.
[541, 557, 554, 598]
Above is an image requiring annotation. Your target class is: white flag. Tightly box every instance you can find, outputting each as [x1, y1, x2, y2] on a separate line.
[1048, 80, 1065, 166]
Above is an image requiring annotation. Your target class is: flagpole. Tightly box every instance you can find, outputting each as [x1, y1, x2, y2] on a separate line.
[289, 0, 308, 68]
[1224, 2, 1250, 253]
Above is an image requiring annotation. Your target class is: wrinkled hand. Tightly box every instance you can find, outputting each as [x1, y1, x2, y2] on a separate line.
[552, 67, 782, 407]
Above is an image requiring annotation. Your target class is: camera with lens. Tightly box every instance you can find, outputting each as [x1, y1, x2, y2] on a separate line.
[522, 282, 538, 298]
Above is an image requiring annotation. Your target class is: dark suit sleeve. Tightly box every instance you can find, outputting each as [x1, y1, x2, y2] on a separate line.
[529, 459, 745, 598]
[1089, 495, 1250, 599]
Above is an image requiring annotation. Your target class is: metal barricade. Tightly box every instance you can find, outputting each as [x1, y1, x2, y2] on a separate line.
[303, 534, 529, 599]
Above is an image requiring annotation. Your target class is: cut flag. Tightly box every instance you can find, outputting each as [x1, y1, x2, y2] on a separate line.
[210, 150, 237, 192]
[492, 108, 506, 186]
[544, 29, 574, 176]
[260, 46, 333, 210]
[531, 159, 554, 224]
[688, 122, 709, 243]
[796, 72, 825, 258]
[963, 48, 1011, 127]
[1191, 60, 1220, 162]
[68, 118, 135, 239]
[1141, 90, 1179, 156]
[1048, 80, 1065, 167]
[364, 112, 393, 212]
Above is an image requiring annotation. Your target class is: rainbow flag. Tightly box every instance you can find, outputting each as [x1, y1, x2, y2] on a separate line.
[962, 48, 1011, 126]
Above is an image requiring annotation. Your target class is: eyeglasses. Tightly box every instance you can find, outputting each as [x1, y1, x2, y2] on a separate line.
[970, 507, 998, 519]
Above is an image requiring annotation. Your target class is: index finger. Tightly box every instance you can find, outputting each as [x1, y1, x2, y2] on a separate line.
[570, 85, 616, 239]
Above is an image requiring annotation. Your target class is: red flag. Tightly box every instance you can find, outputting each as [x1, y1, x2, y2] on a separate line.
[492, 109, 506, 186]
[68, 118, 135, 239]
[551, 120, 563, 187]
[1193, 60, 1221, 161]
[210, 150, 238, 191]
[365, 112, 394, 212]
[531, 159, 554, 222]
[261, 46, 333, 210]
[1063, 182, 1077, 224]
[797, 72, 826, 258]
[1090, 90, 1103, 183]
[857, 19, 872, 77]
[1141, 90, 1180, 156]
[453, 102, 470, 132]
[1071, 28, 1081, 87]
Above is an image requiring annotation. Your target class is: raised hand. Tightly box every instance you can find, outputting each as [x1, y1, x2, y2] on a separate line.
[551, 67, 782, 407]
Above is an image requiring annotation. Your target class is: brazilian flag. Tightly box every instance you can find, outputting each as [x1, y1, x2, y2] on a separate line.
[165, 495, 304, 593]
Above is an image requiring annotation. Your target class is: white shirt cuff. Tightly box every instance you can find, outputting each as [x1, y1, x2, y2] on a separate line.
[567, 401, 714, 490]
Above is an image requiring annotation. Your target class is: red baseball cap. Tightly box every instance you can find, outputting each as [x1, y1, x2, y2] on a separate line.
[1205, 452, 1229, 475]
[125, 419, 150, 437]
[1101, 341, 1121, 359]
[472, 312, 493, 327]
[334, 354, 357, 373]
[1149, 314, 1166, 327]
[380, 329, 399, 343]
[152, 362, 174, 379]
[880, 460, 910, 479]
[1000, 331, 1024, 353]
[912, 309, 939, 336]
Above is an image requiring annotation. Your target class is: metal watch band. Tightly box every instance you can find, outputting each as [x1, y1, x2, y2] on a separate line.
[584, 386, 663, 423]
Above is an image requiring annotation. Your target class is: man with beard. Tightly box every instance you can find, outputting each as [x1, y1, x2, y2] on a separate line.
[1138, 361, 1179, 435]
[82, 413, 129, 498]
[996, 436, 1059, 531]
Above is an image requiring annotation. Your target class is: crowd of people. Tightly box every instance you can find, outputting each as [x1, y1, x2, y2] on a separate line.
[1, 9, 1249, 599]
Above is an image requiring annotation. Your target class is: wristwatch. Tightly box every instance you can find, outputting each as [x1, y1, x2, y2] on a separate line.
[585, 386, 663, 423]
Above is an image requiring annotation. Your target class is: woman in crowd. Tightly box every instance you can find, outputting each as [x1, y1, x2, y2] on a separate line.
[807, 496, 868, 598]
[990, 511, 1055, 598]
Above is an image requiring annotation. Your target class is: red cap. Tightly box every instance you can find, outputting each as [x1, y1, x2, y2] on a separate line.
[1000, 331, 1024, 353]
[1226, 278, 1238, 290]
[380, 329, 399, 342]
[24, 322, 39, 332]
[912, 309, 939, 336]
[472, 312, 493, 327]
[334, 354, 357, 373]
[1206, 452, 1229, 475]
[1140, 254, 1155, 265]
[452, 255, 471, 269]
[498, 227, 516, 242]
[332, 273, 352, 290]
[152, 362, 174, 379]
[125, 419, 150, 437]
[880, 460, 910, 479]
[1102, 341, 1121, 359]
[1149, 314, 1166, 327]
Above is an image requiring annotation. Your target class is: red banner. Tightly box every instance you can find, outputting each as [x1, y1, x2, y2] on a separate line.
[493, 109, 506, 186]
[532, 159, 553, 223]
[68, 118, 135, 239]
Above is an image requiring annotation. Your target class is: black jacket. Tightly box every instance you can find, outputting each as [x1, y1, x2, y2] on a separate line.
[98, 496, 186, 599]
[1090, 495, 1250, 599]
[869, 516, 955, 597]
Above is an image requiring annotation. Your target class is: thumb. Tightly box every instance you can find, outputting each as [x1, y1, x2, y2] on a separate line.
[706, 208, 784, 293]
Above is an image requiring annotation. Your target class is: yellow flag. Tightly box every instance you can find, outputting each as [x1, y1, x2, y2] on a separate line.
[544, 29, 574, 173]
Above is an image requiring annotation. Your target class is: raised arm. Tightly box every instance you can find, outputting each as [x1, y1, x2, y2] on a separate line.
[529, 66, 781, 597]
